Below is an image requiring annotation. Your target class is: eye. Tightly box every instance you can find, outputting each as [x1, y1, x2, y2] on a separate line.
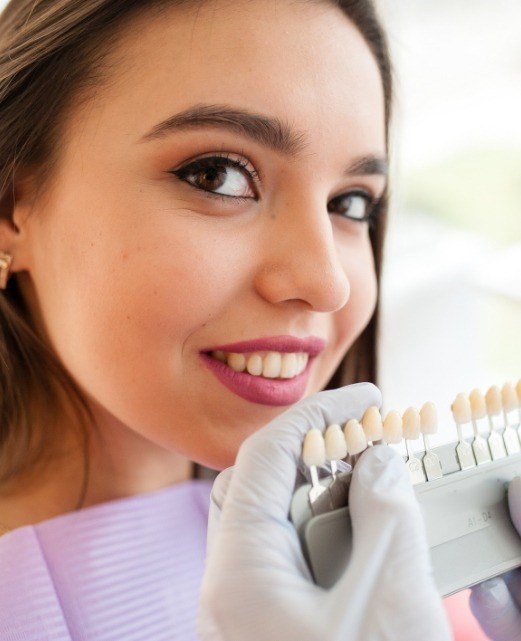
[170, 155, 258, 200]
[327, 190, 378, 223]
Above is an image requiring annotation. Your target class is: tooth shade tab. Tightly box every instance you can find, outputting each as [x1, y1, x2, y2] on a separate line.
[502, 383, 518, 412]
[469, 389, 487, 420]
[344, 419, 367, 455]
[324, 424, 348, 461]
[402, 407, 421, 439]
[420, 402, 438, 434]
[302, 428, 326, 467]
[383, 410, 403, 444]
[451, 393, 472, 424]
[485, 385, 502, 416]
[361, 406, 383, 441]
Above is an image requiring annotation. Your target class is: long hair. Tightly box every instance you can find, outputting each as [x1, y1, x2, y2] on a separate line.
[0, 0, 392, 491]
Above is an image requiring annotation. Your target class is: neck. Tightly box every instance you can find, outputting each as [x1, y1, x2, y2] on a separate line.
[0, 406, 193, 533]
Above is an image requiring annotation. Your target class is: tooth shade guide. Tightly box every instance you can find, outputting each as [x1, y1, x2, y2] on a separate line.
[502, 425, 521, 456]
[361, 406, 383, 442]
[302, 429, 327, 506]
[420, 402, 438, 435]
[382, 410, 402, 444]
[402, 407, 421, 440]
[469, 389, 487, 420]
[302, 428, 326, 468]
[470, 414, 492, 465]
[406, 451, 427, 484]
[402, 407, 427, 484]
[502, 383, 518, 413]
[501, 384, 521, 448]
[450, 395, 477, 470]
[451, 393, 472, 425]
[471, 433, 492, 465]
[488, 429, 507, 461]
[343, 419, 367, 456]
[324, 424, 347, 478]
[455, 439, 476, 470]
[485, 385, 502, 417]
[419, 402, 443, 480]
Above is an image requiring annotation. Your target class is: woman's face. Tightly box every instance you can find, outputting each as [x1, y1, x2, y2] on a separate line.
[14, 0, 386, 469]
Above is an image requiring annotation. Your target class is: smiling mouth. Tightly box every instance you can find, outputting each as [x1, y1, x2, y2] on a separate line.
[207, 350, 310, 379]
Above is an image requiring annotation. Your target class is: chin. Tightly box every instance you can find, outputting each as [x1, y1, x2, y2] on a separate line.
[194, 447, 239, 472]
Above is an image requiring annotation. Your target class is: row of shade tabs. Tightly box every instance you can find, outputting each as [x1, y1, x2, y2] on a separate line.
[302, 380, 521, 488]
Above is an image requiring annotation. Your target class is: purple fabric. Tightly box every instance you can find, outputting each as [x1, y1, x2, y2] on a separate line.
[0, 480, 212, 641]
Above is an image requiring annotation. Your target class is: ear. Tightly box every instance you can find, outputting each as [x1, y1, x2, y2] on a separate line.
[0, 169, 38, 274]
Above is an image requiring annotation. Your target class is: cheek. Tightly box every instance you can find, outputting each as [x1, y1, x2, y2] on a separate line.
[330, 235, 378, 364]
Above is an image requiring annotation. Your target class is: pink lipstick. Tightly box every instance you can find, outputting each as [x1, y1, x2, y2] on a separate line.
[200, 335, 325, 406]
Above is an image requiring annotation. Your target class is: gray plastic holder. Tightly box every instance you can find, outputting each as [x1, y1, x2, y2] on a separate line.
[290, 448, 521, 596]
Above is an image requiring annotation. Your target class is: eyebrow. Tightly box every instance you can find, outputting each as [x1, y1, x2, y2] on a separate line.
[140, 103, 388, 177]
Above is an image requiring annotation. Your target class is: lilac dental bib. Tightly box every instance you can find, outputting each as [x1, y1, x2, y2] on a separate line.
[0, 479, 212, 641]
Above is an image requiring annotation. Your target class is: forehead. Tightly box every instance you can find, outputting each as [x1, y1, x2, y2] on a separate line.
[68, 0, 385, 159]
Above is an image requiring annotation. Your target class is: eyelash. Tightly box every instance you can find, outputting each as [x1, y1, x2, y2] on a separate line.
[168, 154, 382, 225]
[169, 153, 260, 203]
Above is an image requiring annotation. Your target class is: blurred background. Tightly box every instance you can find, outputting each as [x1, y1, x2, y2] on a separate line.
[378, 0, 521, 444]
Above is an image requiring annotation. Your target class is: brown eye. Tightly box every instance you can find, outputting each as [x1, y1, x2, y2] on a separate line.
[193, 164, 228, 191]
[172, 156, 256, 199]
[328, 191, 373, 222]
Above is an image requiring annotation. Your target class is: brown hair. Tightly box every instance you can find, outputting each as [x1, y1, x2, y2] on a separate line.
[0, 0, 392, 492]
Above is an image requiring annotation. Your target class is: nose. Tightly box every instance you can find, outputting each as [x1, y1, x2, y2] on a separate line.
[253, 198, 351, 312]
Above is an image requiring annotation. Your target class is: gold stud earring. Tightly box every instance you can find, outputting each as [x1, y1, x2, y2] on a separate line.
[0, 251, 13, 290]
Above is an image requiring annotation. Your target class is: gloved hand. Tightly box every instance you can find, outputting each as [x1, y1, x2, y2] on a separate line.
[470, 477, 521, 641]
[198, 383, 452, 641]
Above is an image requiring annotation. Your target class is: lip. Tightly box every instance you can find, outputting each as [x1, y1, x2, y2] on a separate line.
[202, 335, 327, 356]
[200, 352, 314, 406]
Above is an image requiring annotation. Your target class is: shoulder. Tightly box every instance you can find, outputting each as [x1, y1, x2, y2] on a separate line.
[0, 526, 73, 640]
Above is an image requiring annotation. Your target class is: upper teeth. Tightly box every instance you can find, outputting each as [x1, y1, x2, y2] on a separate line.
[212, 350, 309, 379]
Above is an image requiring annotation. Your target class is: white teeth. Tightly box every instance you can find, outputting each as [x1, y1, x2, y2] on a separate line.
[212, 349, 309, 380]
[263, 352, 282, 378]
[280, 353, 298, 379]
[246, 354, 263, 376]
[227, 353, 246, 372]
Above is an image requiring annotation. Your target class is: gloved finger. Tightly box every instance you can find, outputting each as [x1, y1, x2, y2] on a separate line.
[210, 467, 234, 510]
[347, 446, 432, 577]
[207, 467, 234, 554]
[470, 577, 521, 641]
[334, 446, 451, 640]
[222, 383, 381, 523]
[504, 570, 521, 612]
[509, 477, 521, 537]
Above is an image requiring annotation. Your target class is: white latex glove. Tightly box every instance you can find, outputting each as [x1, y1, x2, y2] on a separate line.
[470, 477, 521, 641]
[198, 384, 452, 641]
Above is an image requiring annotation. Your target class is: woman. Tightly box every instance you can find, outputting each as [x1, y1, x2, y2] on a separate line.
[0, 0, 514, 639]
